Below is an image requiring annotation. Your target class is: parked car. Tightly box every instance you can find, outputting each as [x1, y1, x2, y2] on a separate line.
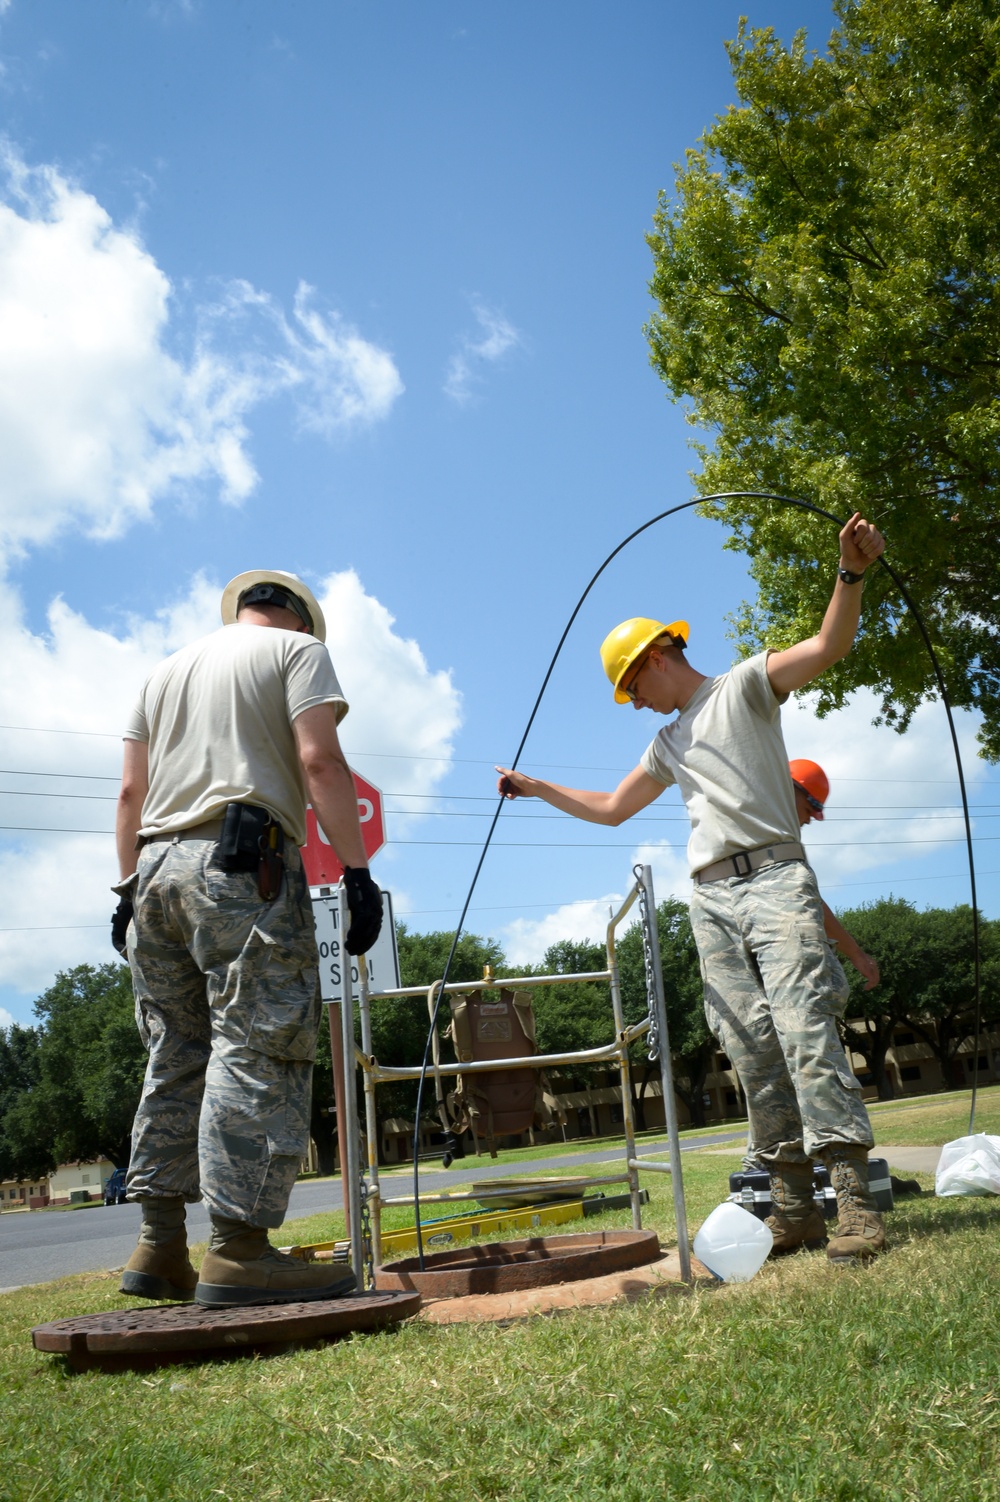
[103, 1168, 128, 1206]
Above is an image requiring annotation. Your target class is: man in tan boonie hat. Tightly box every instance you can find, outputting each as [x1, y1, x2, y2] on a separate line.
[112, 568, 382, 1308]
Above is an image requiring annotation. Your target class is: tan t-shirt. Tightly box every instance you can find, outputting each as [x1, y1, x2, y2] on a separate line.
[639, 652, 799, 875]
[125, 623, 348, 847]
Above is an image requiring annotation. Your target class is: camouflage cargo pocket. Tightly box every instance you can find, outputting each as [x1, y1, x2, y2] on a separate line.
[224, 924, 320, 1062]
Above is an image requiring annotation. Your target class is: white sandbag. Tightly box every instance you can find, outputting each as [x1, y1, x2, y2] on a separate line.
[934, 1134, 1000, 1197]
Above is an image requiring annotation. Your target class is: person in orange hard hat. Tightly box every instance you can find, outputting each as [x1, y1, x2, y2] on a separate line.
[497, 512, 887, 1264]
[737, 756, 881, 1176]
[788, 758, 879, 992]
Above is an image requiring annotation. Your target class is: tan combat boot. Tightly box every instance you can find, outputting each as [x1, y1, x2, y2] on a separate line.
[195, 1225, 357, 1308]
[766, 1161, 827, 1255]
[819, 1145, 886, 1264]
[120, 1198, 198, 1301]
[120, 1229, 199, 1301]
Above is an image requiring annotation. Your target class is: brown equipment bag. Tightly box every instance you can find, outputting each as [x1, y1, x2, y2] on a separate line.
[445, 988, 563, 1158]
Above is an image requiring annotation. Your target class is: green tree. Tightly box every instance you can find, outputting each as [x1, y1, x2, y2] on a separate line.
[3, 964, 146, 1177]
[897, 905, 1000, 1086]
[618, 898, 715, 1128]
[309, 1016, 340, 1177]
[835, 897, 935, 1097]
[0, 1024, 47, 1181]
[526, 939, 614, 1082]
[646, 0, 1000, 754]
[836, 899, 1000, 1092]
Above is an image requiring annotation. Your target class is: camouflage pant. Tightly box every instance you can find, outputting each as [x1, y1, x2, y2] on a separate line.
[688, 859, 872, 1164]
[124, 836, 321, 1227]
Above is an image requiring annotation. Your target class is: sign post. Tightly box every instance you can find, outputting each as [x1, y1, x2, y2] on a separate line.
[301, 771, 395, 1234]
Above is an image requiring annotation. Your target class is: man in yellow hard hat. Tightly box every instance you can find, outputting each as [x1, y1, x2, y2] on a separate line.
[112, 570, 383, 1307]
[497, 512, 887, 1263]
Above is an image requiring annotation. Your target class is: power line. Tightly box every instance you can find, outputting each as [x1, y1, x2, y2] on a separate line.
[1, 722, 999, 786]
[0, 724, 121, 739]
[0, 768, 121, 782]
[5, 866, 1000, 934]
[2, 823, 1000, 851]
[1, 785, 999, 824]
[0, 789, 117, 802]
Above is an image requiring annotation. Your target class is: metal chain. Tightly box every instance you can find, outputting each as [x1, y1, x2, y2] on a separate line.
[634, 864, 660, 1063]
[359, 1170, 374, 1289]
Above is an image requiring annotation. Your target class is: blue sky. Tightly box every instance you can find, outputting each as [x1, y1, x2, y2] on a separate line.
[0, 0, 993, 1029]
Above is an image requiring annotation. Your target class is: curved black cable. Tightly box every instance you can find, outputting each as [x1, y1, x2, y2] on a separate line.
[408, 491, 982, 1266]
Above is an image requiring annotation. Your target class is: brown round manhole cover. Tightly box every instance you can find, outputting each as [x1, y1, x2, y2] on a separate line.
[374, 1228, 660, 1298]
[32, 1291, 421, 1371]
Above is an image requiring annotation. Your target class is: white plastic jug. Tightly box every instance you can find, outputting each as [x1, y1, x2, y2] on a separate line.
[692, 1201, 773, 1282]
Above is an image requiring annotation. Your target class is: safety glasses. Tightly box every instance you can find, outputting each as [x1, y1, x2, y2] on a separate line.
[623, 650, 654, 701]
[794, 784, 825, 816]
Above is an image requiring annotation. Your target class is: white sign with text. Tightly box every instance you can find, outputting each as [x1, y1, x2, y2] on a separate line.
[310, 885, 400, 1003]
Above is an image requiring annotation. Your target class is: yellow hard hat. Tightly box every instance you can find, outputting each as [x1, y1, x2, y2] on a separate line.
[600, 617, 690, 704]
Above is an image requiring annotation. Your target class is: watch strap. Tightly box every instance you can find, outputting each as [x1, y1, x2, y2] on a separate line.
[837, 566, 865, 585]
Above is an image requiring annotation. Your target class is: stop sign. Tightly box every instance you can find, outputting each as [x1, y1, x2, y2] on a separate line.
[300, 770, 386, 886]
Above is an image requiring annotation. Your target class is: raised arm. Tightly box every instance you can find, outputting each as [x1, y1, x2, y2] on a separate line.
[495, 762, 665, 826]
[767, 512, 885, 697]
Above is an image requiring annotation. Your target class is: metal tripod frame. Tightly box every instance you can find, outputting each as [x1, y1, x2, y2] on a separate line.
[333, 864, 692, 1285]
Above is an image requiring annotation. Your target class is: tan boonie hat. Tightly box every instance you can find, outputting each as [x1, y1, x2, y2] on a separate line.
[220, 570, 327, 643]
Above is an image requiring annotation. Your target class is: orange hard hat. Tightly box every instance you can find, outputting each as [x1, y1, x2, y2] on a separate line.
[788, 759, 829, 818]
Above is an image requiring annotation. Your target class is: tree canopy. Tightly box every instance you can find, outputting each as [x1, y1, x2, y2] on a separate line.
[837, 897, 1000, 1094]
[0, 964, 146, 1179]
[646, 0, 1000, 755]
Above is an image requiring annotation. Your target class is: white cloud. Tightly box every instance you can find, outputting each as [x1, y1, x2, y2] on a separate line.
[317, 568, 462, 804]
[502, 894, 623, 968]
[0, 150, 403, 560]
[629, 838, 694, 904]
[287, 284, 403, 434]
[500, 837, 691, 968]
[444, 299, 521, 403]
[0, 569, 459, 1011]
[0, 1006, 15, 1029]
[783, 689, 985, 893]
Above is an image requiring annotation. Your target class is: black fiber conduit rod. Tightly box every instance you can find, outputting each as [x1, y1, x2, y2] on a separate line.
[408, 491, 982, 1269]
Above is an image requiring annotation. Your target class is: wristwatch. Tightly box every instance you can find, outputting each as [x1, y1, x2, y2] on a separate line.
[837, 565, 865, 585]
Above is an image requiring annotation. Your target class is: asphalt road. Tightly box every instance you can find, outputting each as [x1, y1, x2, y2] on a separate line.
[0, 1132, 744, 1293]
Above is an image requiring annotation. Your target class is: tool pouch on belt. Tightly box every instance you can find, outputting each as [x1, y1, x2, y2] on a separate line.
[218, 802, 285, 902]
[445, 988, 562, 1158]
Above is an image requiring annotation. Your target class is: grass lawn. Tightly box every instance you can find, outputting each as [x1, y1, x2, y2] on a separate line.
[4, 1088, 1000, 1501]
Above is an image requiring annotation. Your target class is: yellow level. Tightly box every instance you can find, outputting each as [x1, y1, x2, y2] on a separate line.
[282, 1189, 646, 1263]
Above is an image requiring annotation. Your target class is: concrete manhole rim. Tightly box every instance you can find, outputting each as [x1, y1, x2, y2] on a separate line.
[374, 1228, 661, 1298]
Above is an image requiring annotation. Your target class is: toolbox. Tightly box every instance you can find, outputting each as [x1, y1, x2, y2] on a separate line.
[728, 1157, 893, 1219]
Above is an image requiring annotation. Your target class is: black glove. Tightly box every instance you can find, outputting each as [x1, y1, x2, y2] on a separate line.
[342, 867, 383, 955]
[111, 898, 134, 957]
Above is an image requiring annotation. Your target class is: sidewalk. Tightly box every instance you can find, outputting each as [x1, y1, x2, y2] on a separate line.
[873, 1144, 941, 1175]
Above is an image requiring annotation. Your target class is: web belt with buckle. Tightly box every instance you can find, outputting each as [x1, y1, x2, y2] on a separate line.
[694, 840, 805, 885]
